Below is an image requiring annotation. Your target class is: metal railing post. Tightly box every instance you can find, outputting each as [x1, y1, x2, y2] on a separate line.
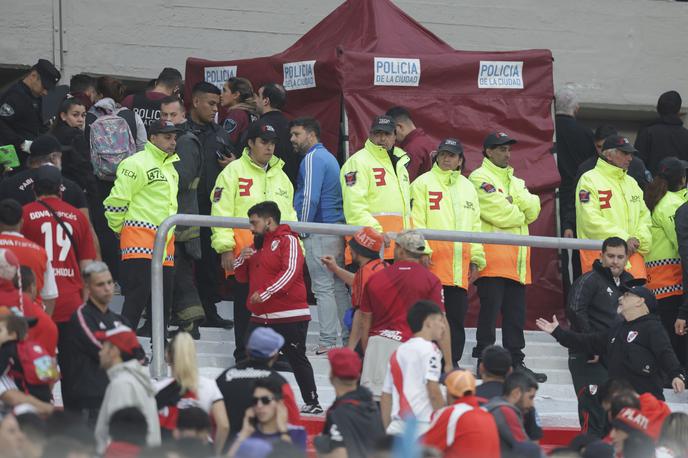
[149, 214, 603, 378]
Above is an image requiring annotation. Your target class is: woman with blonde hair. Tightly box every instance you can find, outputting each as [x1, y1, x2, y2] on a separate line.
[154, 332, 229, 453]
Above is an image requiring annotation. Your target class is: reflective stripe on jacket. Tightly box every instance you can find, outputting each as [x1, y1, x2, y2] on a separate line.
[576, 158, 652, 279]
[341, 139, 411, 260]
[210, 149, 296, 256]
[646, 189, 687, 298]
[411, 163, 486, 289]
[468, 158, 540, 285]
[103, 142, 179, 266]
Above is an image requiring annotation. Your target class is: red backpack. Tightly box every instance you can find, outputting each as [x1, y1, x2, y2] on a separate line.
[12, 340, 60, 386]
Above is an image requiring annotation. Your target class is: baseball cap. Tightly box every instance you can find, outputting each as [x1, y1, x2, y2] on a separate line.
[481, 345, 513, 377]
[328, 348, 362, 380]
[34, 164, 62, 189]
[601, 135, 637, 154]
[656, 156, 688, 181]
[246, 120, 278, 142]
[29, 135, 64, 157]
[348, 227, 384, 259]
[611, 407, 649, 434]
[32, 59, 61, 91]
[444, 369, 476, 397]
[395, 230, 426, 255]
[247, 327, 284, 359]
[95, 325, 143, 356]
[620, 279, 658, 313]
[483, 132, 517, 149]
[148, 120, 182, 136]
[437, 138, 464, 155]
[370, 115, 395, 134]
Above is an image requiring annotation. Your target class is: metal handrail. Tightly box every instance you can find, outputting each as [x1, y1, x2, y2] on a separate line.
[150, 214, 602, 377]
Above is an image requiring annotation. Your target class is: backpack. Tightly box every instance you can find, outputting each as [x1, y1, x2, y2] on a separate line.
[14, 340, 60, 386]
[89, 108, 137, 181]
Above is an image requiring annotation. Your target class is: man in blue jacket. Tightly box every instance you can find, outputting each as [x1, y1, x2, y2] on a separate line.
[290, 117, 350, 354]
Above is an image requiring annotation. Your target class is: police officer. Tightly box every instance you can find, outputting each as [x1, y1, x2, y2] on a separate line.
[340, 115, 410, 261]
[468, 132, 544, 382]
[103, 120, 180, 335]
[411, 138, 485, 365]
[121, 67, 182, 127]
[537, 281, 686, 401]
[566, 237, 633, 437]
[576, 135, 652, 278]
[0, 59, 61, 167]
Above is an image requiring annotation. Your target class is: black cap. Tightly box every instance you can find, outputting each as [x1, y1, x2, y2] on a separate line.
[34, 164, 62, 188]
[656, 156, 688, 181]
[29, 135, 64, 157]
[437, 138, 464, 155]
[246, 120, 278, 141]
[601, 135, 637, 154]
[32, 59, 61, 91]
[148, 120, 182, 135]
[483, 132, 517, 149]
[620, 279, 658, 313]
[370, 115, 395, 134]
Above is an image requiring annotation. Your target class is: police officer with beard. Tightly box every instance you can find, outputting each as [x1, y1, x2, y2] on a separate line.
[0, 59, 61, 167]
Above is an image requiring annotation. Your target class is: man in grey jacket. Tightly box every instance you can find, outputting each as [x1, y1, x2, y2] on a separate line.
[94, 325, 161, 453]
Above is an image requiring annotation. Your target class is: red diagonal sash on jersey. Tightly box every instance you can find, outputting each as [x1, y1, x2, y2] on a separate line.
[390, 350, 414, 418]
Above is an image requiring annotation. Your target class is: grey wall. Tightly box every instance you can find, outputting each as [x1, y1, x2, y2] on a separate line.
[1, 0, 686, 109]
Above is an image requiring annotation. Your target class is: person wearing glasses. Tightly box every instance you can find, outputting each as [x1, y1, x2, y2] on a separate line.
[228, 378, 307, 457]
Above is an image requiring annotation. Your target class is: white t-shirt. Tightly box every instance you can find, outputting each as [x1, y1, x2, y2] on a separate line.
[154, 376, 223, 413]
[382, 337, 442, 425]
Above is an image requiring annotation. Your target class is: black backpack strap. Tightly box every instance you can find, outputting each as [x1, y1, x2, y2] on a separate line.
[117, 109, 137, 139]
[36, 199, 79, 259]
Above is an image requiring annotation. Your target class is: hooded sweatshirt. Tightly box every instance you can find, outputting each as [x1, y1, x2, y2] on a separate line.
[95, 359, 161, 453]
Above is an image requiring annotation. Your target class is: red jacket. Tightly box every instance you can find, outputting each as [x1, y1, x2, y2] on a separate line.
[234, 224, 310, 324]
[423, 395, 500, 458]
[400, 128, 436, 182]
[639, 392, 671, 440]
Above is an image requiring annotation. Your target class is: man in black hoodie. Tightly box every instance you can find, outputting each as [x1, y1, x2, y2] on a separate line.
[566, 236, 633, 437]
[635, 91, 688, 174]
[314, 348, 385, 458]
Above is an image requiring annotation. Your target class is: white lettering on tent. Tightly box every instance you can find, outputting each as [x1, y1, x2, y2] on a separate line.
[283, 60, 316, 91]
[478, 61, 524, 89]
[373, 58, 421, 87]
[204, 66, 238, 90]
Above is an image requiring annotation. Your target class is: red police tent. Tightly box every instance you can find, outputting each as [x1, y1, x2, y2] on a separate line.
[184, 0, 563, 326]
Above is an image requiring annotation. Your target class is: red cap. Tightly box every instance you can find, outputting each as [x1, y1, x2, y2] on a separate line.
[352, 227, 384, 253]
[328, 348, 362, 379]
[95, 325, 142, 355]
[612, 407, 649, 434]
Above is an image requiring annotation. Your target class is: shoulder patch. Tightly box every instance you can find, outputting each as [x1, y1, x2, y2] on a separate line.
[212, 187, 223, 203]
[578, 189, 590, 203]
[344, 171, 357, 187]
[480, 182, 496, 193]
[0, 103, 15, 118]
[223, 118, 238, 134]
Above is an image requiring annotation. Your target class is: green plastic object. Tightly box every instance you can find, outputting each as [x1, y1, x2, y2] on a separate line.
[0, 145, 20, 169]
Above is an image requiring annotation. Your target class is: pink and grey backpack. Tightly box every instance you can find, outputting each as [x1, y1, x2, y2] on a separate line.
[89, 107, 137, 181]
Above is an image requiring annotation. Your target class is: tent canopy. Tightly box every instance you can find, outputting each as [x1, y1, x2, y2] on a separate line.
[185, 0, 563, 321]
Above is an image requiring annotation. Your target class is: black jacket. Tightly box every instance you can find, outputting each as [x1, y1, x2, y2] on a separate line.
[260, 111, 300, 186]
[59, 300, 128, 410]
[475, 380, 543, 441]
[314, 386, 385, 458]
[551, 314, 686, 400]
[675, 201, 688, 319]
[51, 123, 99, 207]
[555, 114, 597, 232]
[0, 82, 47, 165]
[0, 167, 86, 209]
[173, 122, 203, 245]
[635, 115, 688, 174]
[187, 119, 234, 216]
[567, 259, 632, 334]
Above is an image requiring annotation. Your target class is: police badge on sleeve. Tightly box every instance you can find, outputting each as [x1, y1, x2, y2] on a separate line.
[0, 103, 15, 117]
[344, 171, 357, 187]
[212, 187, 223, 203]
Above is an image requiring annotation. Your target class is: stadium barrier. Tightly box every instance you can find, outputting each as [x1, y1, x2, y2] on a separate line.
[150, 214, 602, 378]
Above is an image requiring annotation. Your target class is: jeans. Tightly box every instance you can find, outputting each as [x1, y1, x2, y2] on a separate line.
[304, 234, 351, 347]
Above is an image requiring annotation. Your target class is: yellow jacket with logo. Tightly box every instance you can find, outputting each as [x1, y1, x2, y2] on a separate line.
[411, 163, 486, 289]
[646, 189, 687, 298]
[340, 139, 411, 259]
[576, 158, 652, 278]
[104, 142, 179, 266]
[468, 158, 540, 285]
[210, 149, 296, 256]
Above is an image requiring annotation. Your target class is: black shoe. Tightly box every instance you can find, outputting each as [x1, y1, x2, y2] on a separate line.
[300, 403, 324, 415]
[203, 315, 234, 329]
[515, 362, 547, 383]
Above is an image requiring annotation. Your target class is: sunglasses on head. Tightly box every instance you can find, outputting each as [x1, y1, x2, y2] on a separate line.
[252, 395, 277, 406]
